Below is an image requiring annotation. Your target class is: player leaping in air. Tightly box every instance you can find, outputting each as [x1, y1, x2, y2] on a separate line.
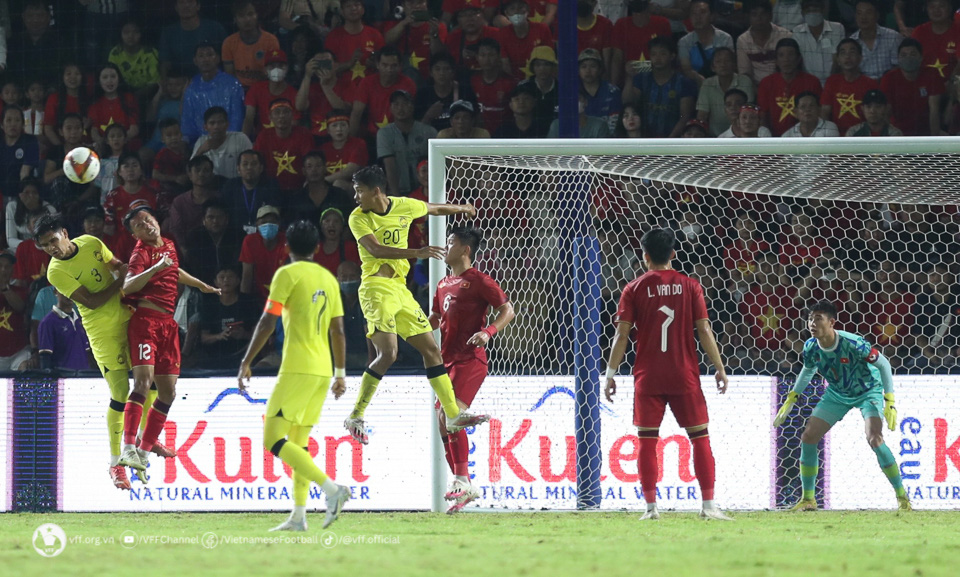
[344, 166, 490, 445]
[118, 207, 219, 480]
[428, 227, 515, 514]
[239, 220, 351, 531]
[774, 300, 910, 511]
[604, 228, 732, 521]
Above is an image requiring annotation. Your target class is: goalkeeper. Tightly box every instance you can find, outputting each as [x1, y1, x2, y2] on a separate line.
[774, 300, 909, 511]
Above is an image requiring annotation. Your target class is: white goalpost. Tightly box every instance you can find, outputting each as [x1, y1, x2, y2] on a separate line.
[426, 137, 960, 512]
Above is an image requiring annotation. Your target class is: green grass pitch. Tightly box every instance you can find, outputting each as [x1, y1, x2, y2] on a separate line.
[3, 511, 958, 577]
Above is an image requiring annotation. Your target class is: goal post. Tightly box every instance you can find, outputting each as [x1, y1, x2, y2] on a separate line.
[427, 137, 960, 512]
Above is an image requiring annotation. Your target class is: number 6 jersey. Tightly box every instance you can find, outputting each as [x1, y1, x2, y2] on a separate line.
[348, 196, 429, 282]
[616, 269, 709, 395]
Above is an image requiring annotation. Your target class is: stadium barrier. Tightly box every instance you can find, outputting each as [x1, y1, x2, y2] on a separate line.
[4, 375, 960, 512]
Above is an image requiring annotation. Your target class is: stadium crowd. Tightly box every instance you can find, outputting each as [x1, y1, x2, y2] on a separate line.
[0, 0, 958, 374]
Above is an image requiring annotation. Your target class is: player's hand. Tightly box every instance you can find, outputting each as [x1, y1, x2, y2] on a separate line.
[237, 363, 252, 392]
[200, 283, 221, 295]
[115, 263, 129, 279]
[604, 377, 616, 402]
[466, 330, 490, 347]
[154, 255, 174, 271]
[773, 391, 799, 427]
[883, 393, 897, 431]
[715, 370, 728, 394]
[332, 377, 346, 399]
[418, 245, 446, 260]
[462, 203, 477, 218]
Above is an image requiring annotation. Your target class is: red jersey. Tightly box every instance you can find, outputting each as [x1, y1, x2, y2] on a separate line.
[355, 73, 418, 135]
[442, 0, 498, 14]
[383, 20, 449, 80]
[527, 0, 557, 23]
[578, 15, 613, 54]
[756, 72, 822, 136]
[326, 25, 385, 88]
[912, 21, 960, 86]
[43, 93, 84, 129]
[321, 137, 369, 176]
[0, 285, 27, 356]
[433, 267, 509, 364]
[13, 240, 50, 284]
[471, 73, 516, 134]
[128, 237, 180, 313]
[616, 269, 708, 395]
[821, 73, 880, 136]
[87, 93, 139, 137]
[253, 127, 315, 191]
[239, 232, 289, 299]
[313, 240, 360, 274]
[500, 23, 554, 80]
[445, 26, 501, 72]
[152, 146, 188, 181]
[244, 81, 301, 131]
[880, 67, 944, 136]
[739, 285, 797, 349]
[103, 184, 158, 229]
[611, 15, 672, 67]
[304, 76, 354, 138]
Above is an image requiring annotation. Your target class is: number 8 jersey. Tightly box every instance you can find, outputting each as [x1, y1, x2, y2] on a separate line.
[348, 196, 429, 282]
[615, 269, 709, 395]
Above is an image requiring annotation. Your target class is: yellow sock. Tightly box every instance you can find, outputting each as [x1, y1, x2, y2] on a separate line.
[275, 442, 329, 486]
[140, 387, 158, 432]
[427, 365, 460, 419]
[288, 427, 312, 507]
[351, 369, 382, 419]
[104, 370, 130, 457]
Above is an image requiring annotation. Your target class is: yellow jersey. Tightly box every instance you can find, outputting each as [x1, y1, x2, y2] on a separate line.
[46, 235, 131, 342]
[266, 260, 344, 376]
[348, 196, 428, 282]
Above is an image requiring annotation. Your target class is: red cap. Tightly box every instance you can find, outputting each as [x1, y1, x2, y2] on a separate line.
[264, 49, 288, 66]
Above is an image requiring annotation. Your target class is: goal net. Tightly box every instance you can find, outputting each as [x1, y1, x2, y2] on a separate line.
[427, 138, 960, 511]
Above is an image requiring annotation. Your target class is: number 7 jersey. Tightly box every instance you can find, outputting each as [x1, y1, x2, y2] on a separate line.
[616, 269, 709, 395]
[348, 196, 429, 282]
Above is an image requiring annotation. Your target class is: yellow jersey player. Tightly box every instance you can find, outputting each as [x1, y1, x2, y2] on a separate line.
[238, 220, 351, 531]
[34, 214, 168, 491]
[343, 166, 490, 445]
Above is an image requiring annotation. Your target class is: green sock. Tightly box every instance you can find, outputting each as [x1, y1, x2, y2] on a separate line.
[351, 369, 382, 419]
[800, 442, 818, 502]
[427, 365, 459, 419]
[873, 444, 906, 497]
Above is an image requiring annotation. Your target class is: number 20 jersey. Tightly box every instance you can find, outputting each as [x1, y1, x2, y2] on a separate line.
[348, 196, 429, 282]
[616, 269, 709, 395]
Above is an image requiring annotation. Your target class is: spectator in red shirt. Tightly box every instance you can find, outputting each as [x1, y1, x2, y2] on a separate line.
[349, 46, 418, 139]
[81, 204, 133, 265]
[103, 153, 159, 249]
[253, 99, 315, 199]
[501, 0, 555, 80]
[881, 38, 945, 136]
[739, 251, 797, 350]
[723, 211, 770, 283]
[327, 0, 385, 90]
[86, 63, 140, 150]
[12, 213, 50, 288]
[445, 6, 502, 73]
[911, 0, 960, 89]
[821, 38, 879, 135]
[313, 207, 361, 275]
[152, 119, 191, 197]
[384, 0, 449, 81]
[757, 38, 823, 136]
[577, 0, 613, 72]
[610, 1, 673, 87]
[43, 63, 90, 148]
[239, 204, 289, 300]
[296, 49, 352, 140]
[243, 49, 301, 139]
[0, 252, 30, 371]
[321, 112, 368, 190]
[471, 38, 517, 134]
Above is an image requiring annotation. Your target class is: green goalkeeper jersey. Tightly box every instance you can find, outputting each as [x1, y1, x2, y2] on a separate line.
[800, 330, 883, 400]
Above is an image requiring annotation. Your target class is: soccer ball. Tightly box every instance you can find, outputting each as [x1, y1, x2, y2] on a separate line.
[63, 147, 101, 184]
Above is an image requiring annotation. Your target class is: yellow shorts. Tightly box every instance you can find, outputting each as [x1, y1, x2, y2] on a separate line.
[358, 276, 432, 339]
[88, 330, 131, 376]
[266, 372, 332, 426]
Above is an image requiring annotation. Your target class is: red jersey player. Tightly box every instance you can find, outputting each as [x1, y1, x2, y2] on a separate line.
[118, 207, 219, 480]
[429, 227, 515, 514]
[604, 228, 731, 521]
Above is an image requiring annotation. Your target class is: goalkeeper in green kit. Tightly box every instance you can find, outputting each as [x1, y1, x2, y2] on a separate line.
[774, 301, 910, 511]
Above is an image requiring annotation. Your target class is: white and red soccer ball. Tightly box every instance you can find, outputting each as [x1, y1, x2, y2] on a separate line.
[63, 146, 101, 184]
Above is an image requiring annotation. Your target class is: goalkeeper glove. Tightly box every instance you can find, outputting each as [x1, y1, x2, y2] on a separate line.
[883, 393, 897, 431]
[773, 391, 799, 427]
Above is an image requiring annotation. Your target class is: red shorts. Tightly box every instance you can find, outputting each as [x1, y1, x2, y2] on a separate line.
[435, 358, 488, 409]
[633, 387, 709, 428]
[128, 307, 181, 375]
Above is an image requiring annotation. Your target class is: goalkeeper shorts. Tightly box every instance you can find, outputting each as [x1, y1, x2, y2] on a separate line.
[811, 387, 884, 426]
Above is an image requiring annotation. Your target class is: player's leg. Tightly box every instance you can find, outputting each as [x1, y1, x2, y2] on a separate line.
[138, 318, 180, 457]
[120, 363, 153, 475]
[344, 330, 397, 444]
[271, 424, 313, 532]
[635, 392, 667, 520]
[863, 414, 910, 509]
[102, 363, 131, 489]
[794, 394, 848, 510]
[671, 389, 731, 520]
[441, 359, 487, 512]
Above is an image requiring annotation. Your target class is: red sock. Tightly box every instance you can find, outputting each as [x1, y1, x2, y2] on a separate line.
[691, 433, 716, 501]
[638, 435, 659, 504]
[449, 429, 469, 477]
[139, 400, 171, 452]
[441, 435, 455, 473]
[123, 393, 146, 446]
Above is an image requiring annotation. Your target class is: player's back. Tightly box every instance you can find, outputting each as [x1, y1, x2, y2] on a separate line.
[271, 260, 344, 377]
[618, 269, 708, 395]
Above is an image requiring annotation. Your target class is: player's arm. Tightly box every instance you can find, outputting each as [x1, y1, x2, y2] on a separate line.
[604, 321, 632, 402]
[773, 354, 818, 426]
[466, 302, 515, 347]
[123, 255, 174, 295]
[426, 203, 476, 217]
[178, 268, 220, 294]
[356, 233, 445, 260]
[67, 269, 128, 310]
[694, 318, 728, 394]
[329, 315, 347, 399]
[238, 307, 280, 392]
[867, 348, 897, 430]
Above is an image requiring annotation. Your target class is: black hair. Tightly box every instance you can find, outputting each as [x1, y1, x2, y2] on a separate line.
[286, 219, 320, 257]
[451, 227, 484, 261]
[187, 154, 214, 171]
[744, 0, 772, 12]
[60, 112, 84, 129]
[304, 149, 326, 164]
[2, 104, 23, 122]
[378, 46, 402, 61]
[352, 165, 387, 190]
[808, 300, 838, 320]
[158, 117, 180, 132]
[431, 51, 457, 69]
[33, 213, 67, 241]
[123, 205, 155, 233]
[0, 252, 15, 266]
[794, 90, 820, 106]
[204, 106, 228, 123]
[724, 88, 749, 102]
[648, 36, 676, 55]
[14, 177, 43, 227]
[837, 37, 862, 56]
[232, 0, 255, 16]
[237, 148, 263, 166]
[94, 63, 134, 122]
[202, 198, 230, 218]
[55, 63, 90, 128]
[268, 97, 294, 109]
[640, 227, 677, 265]
[477, 37, 502, 54]
[899, 37, 923, 54]
[194, 42, 220, 57]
